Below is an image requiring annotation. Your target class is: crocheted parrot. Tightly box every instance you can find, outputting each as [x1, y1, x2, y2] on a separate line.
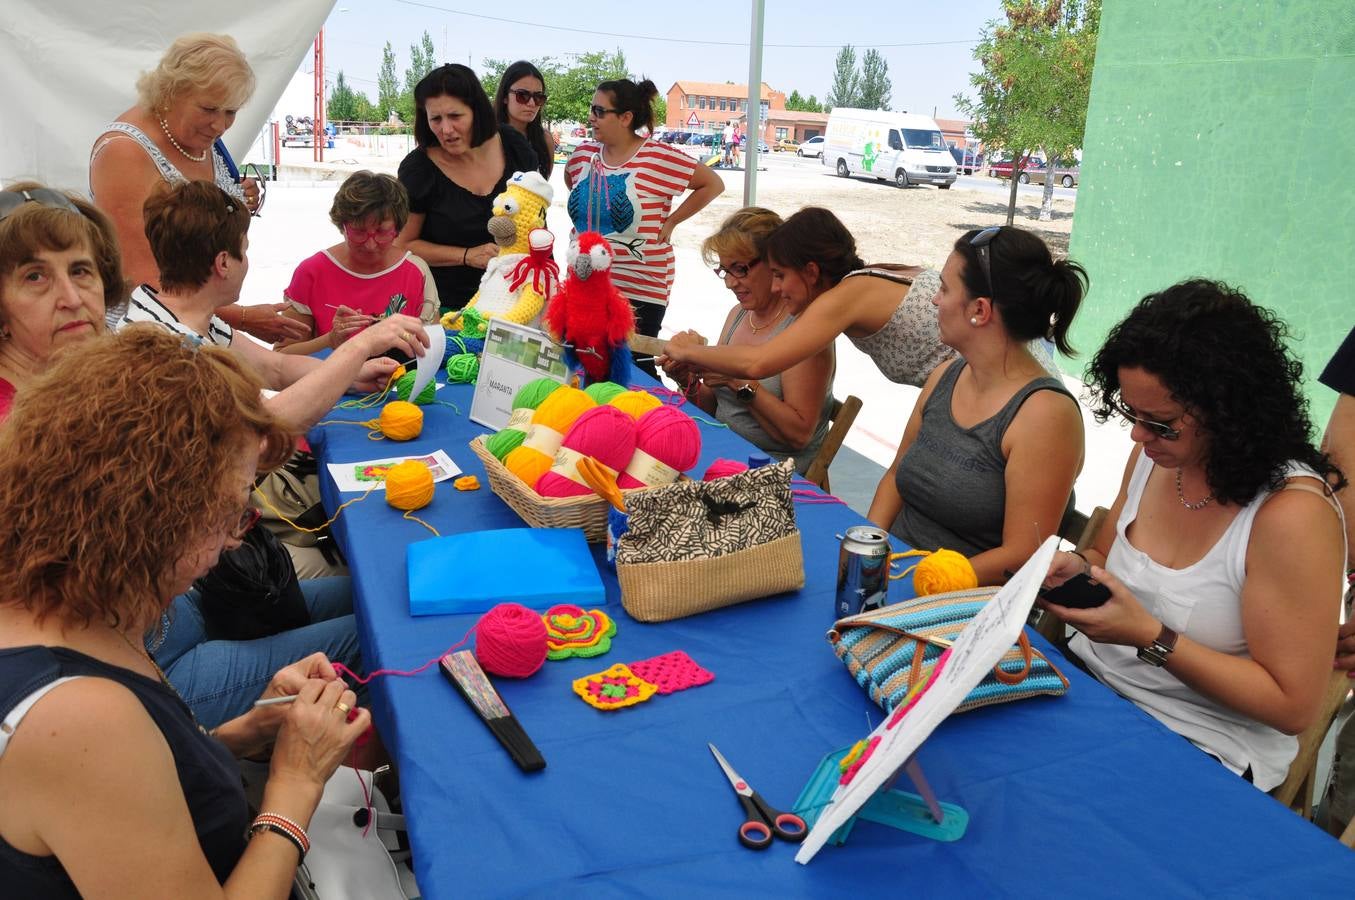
[444, 170, 554, 330]
[544, 232, 635, 385]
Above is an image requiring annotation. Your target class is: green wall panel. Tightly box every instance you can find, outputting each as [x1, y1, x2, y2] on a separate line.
[1066, 1, 1355, 427]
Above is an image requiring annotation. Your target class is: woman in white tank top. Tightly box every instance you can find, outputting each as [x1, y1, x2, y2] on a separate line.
[1041, 281, 1347, 790]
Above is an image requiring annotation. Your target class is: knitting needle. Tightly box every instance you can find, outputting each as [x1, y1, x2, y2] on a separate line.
[254, 695, 299, 707]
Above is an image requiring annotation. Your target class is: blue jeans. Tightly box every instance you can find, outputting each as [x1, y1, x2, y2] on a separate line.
[154, 577, 363, 729]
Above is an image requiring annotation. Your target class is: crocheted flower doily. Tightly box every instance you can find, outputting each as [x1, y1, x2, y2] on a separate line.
[542, 605, 616, 660]
[572, 663, 657, 710]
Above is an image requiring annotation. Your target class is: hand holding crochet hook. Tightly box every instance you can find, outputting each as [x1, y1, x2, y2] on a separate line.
[708, 743, 806, 850]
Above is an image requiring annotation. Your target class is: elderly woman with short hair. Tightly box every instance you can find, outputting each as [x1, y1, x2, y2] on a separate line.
[90, 32, 305, 343]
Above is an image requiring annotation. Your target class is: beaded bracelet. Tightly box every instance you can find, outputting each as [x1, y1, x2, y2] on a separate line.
[248, 812, 310, 860]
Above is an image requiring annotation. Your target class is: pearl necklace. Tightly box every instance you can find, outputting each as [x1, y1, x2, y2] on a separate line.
[1175, 467, 1214, 511]
[157, 115, 208, 163]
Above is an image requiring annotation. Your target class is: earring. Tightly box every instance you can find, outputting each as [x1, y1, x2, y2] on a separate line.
[970, 317, 979, 326]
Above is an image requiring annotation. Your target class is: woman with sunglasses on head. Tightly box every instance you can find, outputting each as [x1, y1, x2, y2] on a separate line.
[660, 208, 835, 474]
[866, 226, 1088, 585]
[90, 32, 306, 344]
[0, 326, 369, 899]
[274, 170, 440, 355]
[396, 63, 538, 315]
[661, 206, 957, 389]
[495, 61, 555, 179]
[1040, 282, 1346, 790]
[564, 77, 723, 376]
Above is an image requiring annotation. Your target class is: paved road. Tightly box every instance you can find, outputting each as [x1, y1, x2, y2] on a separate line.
[741, 151, 1078, 201]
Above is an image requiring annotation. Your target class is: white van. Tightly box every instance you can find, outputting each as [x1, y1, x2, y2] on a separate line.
[823, 109, 956, 189]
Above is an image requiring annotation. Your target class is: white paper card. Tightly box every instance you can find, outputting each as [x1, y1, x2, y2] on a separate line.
[326, 449, 462, 493]
[468, 319, 569, 430]
[795, 536, 1060, 864]
[408, 323, 447, 402]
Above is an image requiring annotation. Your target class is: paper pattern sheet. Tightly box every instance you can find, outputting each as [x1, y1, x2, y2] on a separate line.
[327, 449, 461, 493]
[795, 536, 1060, 864]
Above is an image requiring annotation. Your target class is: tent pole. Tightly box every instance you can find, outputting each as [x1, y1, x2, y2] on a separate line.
[743, 0, 765, 207]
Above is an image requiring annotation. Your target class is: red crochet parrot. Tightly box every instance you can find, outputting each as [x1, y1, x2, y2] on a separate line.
[544, 231, 635, 384]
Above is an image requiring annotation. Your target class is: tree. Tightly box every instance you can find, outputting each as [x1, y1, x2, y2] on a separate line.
[858, 49, 892, 110]
[550, 49, 630, 126]
[955, 0, 1100, 223]
[786, 90, 824, 113]
[398, 31, 439, 125]
[327, 70, 360, 122]
[826, 45, 860, 111]
[377, 42, 400, 122]
[804, 94, 824, 113]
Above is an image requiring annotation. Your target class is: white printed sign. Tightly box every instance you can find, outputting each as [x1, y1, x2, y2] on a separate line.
[468, 320, 569, 430]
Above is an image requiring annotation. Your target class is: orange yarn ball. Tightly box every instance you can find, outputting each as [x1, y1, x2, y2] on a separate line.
[378, 400, 423, 441]
[504, 386, 595, 490]
[385, 460, 435, 510]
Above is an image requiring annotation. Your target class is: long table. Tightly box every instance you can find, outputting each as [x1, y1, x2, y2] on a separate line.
[311, 376, 1355, 898]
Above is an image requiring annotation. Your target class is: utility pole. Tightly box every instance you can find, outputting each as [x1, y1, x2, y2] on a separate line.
[744, 0, 766, 206]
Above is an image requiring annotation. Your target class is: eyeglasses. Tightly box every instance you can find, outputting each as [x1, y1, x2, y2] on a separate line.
[0, 187, 82, 222]
[713, 258, 761, 280]
[511, 89, 548, 107]
[590, 104, 621, 118]
[1111, 398, 1182, 441]
[230, 506, 262, 540]
[242, 162, 268, 218]
[969, 226, 1000, 300]
[344, 224, 399, 245]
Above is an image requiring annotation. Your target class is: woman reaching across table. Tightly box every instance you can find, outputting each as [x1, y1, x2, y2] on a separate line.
[1041, 281, 1346, 790]
[866, 226, 1088, 585]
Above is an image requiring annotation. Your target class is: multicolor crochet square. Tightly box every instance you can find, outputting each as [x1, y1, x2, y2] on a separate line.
[572, 663, 657, 710]
[627, 651, 714, 695]
[542, 605, 616, 660]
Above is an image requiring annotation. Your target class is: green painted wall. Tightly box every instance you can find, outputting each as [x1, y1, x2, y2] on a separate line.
[1066, 1, 1355, 428]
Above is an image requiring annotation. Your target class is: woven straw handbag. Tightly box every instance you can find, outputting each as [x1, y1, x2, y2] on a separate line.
[615, 459, 805, 621]
[829, 586, 1069, 714]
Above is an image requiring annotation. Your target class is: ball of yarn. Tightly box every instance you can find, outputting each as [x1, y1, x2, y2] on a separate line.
[385, 460, 435, 510]
[608, 390, 662, 421]
[486, 378, 563, 460]
[445, 353, 480, 383]
[617, 406, 701, 489]
[537, 405, 639, 497]
[504, 386, 596, 490]
[378, 401, 423, 441]
[703, 458, 749, 481]
[394, 369, 436, 404]
[911, 549, 979, 596]
[584, 381, 627, 405]
[475, 602, 548, 678]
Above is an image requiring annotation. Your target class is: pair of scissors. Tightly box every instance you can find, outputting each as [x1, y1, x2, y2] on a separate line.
[708, 743, 807, 850]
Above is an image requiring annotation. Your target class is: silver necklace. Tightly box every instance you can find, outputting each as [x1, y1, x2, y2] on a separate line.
[1176, 467, 1214, 510]
[156, 115, 208, 163]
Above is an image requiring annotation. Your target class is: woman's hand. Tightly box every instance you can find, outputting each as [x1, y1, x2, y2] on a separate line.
[1336, 617, 1355, 676]
[656, 221, 676, 245]
[241, 176, 262, 214]
[247, 653, 341, 747]
[1040, 565, 1162, 648]
[268, 678, 369, 793]
[241, 302, 313, 344]
[329, 304, 375, 348]
[1042, 550, 1090, 590]
[466, 243, 499, 269]
[353, 313, 429, 360]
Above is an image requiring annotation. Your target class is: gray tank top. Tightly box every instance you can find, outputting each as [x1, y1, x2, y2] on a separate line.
[891, 358, 1076, 556]
[713, 308, 835, 474]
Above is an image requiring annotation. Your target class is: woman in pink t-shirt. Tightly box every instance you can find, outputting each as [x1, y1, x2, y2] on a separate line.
[277, 171, 440, 354]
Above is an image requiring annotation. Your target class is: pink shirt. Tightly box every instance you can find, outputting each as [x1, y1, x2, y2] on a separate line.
[0, 378, 13, 421]
[284, 250, 426, 335]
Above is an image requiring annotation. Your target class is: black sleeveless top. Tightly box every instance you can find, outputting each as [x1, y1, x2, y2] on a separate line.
[0, 646, 248, 896]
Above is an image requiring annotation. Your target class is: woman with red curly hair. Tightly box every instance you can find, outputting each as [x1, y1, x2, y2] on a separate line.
[0, 327, 368, 897]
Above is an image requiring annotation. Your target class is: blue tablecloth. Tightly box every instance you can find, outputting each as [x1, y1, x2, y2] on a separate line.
[310, 377, 1354, 898]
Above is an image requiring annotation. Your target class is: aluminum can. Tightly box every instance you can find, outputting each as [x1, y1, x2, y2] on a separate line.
[835, 525, 890, 618]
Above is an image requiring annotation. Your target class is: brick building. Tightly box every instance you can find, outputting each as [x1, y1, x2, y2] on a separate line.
[664, 81, 783, 133]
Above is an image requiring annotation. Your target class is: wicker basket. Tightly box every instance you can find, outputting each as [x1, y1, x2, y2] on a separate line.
[469, 435, 612, 541]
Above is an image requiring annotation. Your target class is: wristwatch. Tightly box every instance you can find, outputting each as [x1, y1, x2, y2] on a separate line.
[1137, 624, 1179, 667]
[735, 382, 759, 404]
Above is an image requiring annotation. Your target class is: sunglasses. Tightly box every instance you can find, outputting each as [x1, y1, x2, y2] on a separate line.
[242, 162, 268, 218]
[969, 226, 1001, 300]
[230, 506, 262, 540]
[345, 224, 399, 245]
[590, 104, 621, 118]
[1111, 398, 1182, 441]
[713, 258, 760, 280]
[0, 187, 82, 222]
[511, 89, 548, 107]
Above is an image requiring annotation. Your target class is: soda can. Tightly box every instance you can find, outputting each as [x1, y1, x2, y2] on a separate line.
[835, 525, 891, 618]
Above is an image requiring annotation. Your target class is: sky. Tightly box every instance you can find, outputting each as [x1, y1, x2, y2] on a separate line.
[316, 0, 1006, 121]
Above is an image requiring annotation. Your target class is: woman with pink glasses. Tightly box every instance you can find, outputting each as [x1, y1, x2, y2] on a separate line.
[275, 170, 440, 355]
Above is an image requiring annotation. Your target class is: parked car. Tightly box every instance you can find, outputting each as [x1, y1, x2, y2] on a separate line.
[949, 147, 983, 175]
[987, 156, 1044, 179]
[1024, 162, 1080, 188]
[774, 137, 800, 152]
[797, 135, 825, 158]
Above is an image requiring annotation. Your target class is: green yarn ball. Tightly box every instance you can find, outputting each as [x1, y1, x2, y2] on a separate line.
[486, 428, 528, 460]
[583, 381, 627, 405]
[514, 377, 564, 409]
[395, 370, 437, 404]
[445, 353, 480, 383]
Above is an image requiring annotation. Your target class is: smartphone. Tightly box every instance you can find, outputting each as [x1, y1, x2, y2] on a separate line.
[1039, 572, 1112, 609]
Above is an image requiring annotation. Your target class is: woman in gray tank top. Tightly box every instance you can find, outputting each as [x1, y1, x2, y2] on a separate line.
[867, 226, 1089, 585]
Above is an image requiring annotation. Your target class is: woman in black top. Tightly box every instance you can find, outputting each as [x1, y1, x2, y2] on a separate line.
[495, 60, 555, 179]
[397, 63, 539, 313]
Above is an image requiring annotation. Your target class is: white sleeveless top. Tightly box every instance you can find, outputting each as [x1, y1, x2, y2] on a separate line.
[1070, 452, 1343, 791]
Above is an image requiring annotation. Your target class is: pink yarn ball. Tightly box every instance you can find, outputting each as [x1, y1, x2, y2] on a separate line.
[616, 406, 702, 489]
[475, 603, 548, 678]
[703, 458, 749, 481]
[537, 405, 639, 497]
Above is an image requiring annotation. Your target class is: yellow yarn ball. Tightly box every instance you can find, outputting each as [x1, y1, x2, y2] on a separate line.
[379, 400, 424, 441]
[385, 460, 435, 510]
[911, 548, 979, 596]
[608, 390, 662, 421]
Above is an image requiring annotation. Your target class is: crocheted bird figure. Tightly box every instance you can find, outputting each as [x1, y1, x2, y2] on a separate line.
[444, 170, 553, 330]
[545, 232, 635, 385]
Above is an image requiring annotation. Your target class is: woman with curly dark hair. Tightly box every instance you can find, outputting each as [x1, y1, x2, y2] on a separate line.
[1041, 279, 1347, 790]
